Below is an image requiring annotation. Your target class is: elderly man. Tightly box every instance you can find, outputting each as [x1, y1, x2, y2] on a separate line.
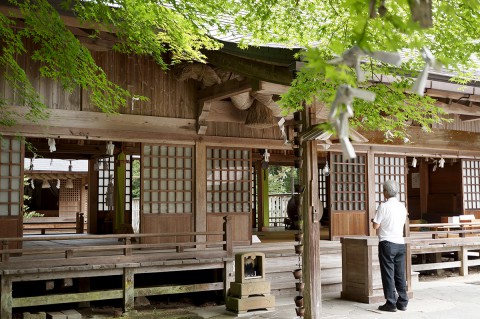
[371, 180, 408, 312]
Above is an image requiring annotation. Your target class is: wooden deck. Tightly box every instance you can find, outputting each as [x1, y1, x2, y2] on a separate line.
[2, 227, 480, 318]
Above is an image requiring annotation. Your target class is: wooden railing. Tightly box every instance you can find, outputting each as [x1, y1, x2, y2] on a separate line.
[1, 216, 233, 268]
[0, 216, 233, 319]
[408, 222, 480, 276]
[268, 194, 291, 227]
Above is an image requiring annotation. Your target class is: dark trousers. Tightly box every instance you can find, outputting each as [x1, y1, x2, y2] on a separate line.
[378, 240, 409, 307]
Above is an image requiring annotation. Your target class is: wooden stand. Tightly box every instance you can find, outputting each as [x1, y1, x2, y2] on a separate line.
[226, 252, 275, 314]
[340, 236, 413, 304]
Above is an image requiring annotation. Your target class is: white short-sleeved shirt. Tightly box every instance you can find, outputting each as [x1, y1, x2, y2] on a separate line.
[373, 197, 407, 244]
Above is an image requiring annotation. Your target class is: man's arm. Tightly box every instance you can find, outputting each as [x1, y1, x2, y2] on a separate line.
[371, 218, 380, 230]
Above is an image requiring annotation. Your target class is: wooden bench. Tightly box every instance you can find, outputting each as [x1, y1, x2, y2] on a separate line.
[23, 218, 86, 235]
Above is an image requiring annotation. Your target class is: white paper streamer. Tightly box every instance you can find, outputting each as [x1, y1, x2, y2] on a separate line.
[48, 138, 56, 152]
[106, 141, 115, 156]
[412, 48, 437, 96]
[278, 117, 289, 144]
[329, 85, 376, 160]
[328, 45, 402, 82]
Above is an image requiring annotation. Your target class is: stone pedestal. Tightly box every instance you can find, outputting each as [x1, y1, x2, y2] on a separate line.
[226, 252, 275, 314]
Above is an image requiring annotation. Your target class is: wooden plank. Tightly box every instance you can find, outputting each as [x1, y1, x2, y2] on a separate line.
[412, 260, 461, 272]
[135, 282, 223, 297]
[12, 289, 123, 307]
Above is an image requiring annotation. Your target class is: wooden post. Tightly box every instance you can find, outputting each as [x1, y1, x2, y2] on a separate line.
[123, 267, 135, 313]
[257, 161, 266, 231]
[124, 237, 132, 256]
[1, 240, 9, 262]
[195, 141, 207, 248]
[302, 104, 322, 319]
[459, 246, 469, 276]
[223, 260, 235, 299]
[367, 150, 377, 236]
[223, 215, 233, 257]
[1, 275, 12, 319]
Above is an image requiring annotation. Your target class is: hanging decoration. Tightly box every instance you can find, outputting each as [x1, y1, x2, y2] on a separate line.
[412, 48, 440, 96]
[106, 141, 115, 156]
[94, 159, 100, 171]
[438, 157, 445, 168]
[412, 157, 417, 168]
[30, 179, 35, 189]
[329, 85, 376, 160]
[327, 45, 402, 82]
[41, 180, 50, 189]
[324, 160, 330, 177]
[68, 160, 73, 172]
[56, 179, 61, 189]
[278, 117, 289, 145]
[261, 149, 270, 169]
[47, 138, 56, 152]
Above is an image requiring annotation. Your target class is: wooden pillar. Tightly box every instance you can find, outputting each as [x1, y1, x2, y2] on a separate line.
[123, 267, 135, 313]
[459, 246, 469, 276]
[88, 159, 98, 234]
[257, 161, 266, 231]
[195, 141, 207, 247]
[1, 275, 12, 319]
[420, 160, 429, 220]
[262, 166, 270, 230]
[302, 104, 321, 319]
[367, 150, 377, 236]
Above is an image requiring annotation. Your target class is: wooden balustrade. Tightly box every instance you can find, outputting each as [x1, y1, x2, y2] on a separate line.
[0, 217, 234, 319]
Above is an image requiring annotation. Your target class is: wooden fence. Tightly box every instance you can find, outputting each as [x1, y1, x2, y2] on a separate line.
[0, 217, 233, 319]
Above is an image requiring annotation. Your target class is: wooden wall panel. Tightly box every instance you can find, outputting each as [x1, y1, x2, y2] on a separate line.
[206, 213, 250, 245]
[142, 214, 192, 244]
[0, 218, 21, 249]
[330, 211, 367, 240]
[206, 122, 280, 140]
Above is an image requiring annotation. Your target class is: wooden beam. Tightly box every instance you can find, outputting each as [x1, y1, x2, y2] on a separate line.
[435, 101, 480, 116]
[426, 89, 474, 101]
[256, 81, 290, 95]
[459, 115, 480, 123]
[198, 79, 251, 102]
[206, 101, 247, 123]
[206, 50, 294, 85]
[4, 106, 196, 138]
[353, 126, 480, 154]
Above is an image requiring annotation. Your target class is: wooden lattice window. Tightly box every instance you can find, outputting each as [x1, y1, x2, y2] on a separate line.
[374, 155, 406, 207]
[142, 144, 193, 214]
[125, 155, 132, 211]
[331, 153, 367, 211]
[462, 159, 480, 210]
[97, 156, 115, 211]
[0, 138, 23, 216]
[318, 166, 328, 208]
[59, 179, 81, 213]
[206, 148, 251, 213]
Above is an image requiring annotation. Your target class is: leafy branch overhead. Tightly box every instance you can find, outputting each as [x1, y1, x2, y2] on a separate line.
[1, 0, 479, 141]
[0, 0, 228, 124]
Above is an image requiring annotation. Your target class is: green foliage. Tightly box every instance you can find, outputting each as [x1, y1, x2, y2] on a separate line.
[132, 158, 140, 198]
[1, 0, 480, 140]
[268, 166, 297, 195]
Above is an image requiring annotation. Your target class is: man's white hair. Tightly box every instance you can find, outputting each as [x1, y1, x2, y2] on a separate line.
[383, 180, 399, 198]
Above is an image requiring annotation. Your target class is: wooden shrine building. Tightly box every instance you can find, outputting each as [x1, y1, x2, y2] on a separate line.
[3, 3, 480, 318]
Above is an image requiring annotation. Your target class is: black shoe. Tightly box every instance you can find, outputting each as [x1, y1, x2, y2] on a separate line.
[378, 304, 397, 312]
[396, 303, 407, 311]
